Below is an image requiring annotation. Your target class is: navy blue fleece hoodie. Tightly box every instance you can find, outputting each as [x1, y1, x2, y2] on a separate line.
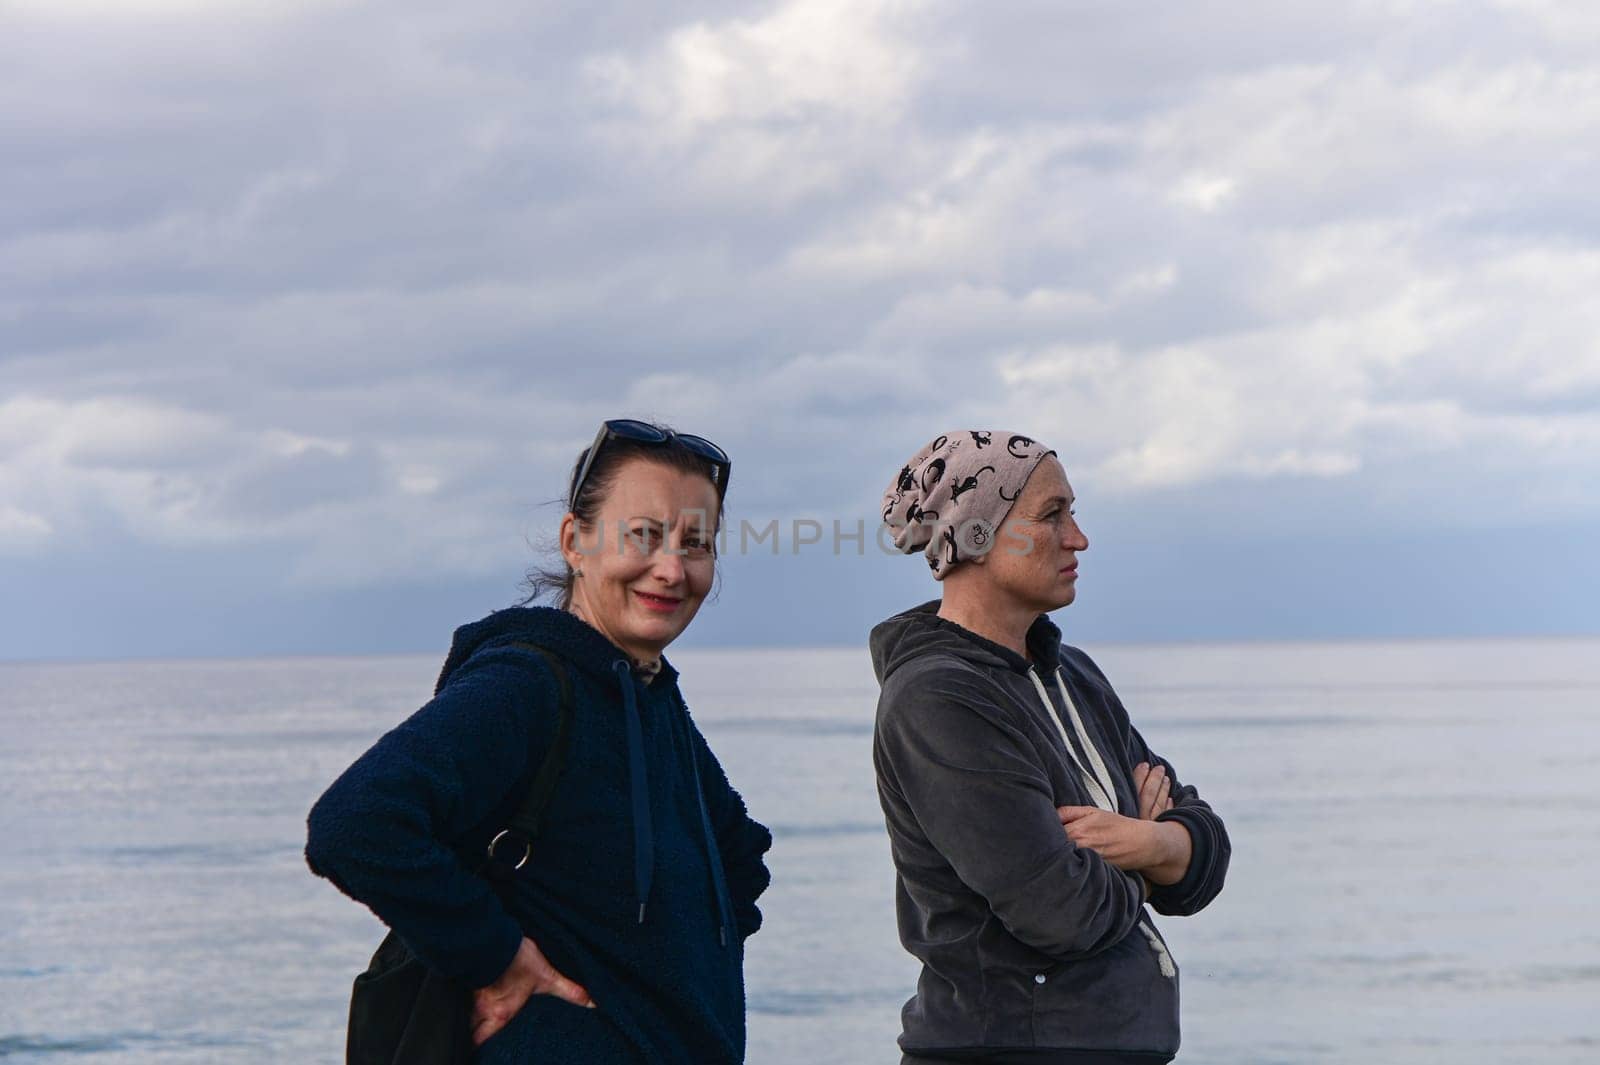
[306, 607, 772, 1064]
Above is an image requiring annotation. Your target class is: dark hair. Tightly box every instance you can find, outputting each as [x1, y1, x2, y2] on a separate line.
[521, 424, 727, 609]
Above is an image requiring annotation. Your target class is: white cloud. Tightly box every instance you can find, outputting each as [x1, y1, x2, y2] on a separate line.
[0, 504, 53, 553]
[581, 0, 927, 206]
[587, 0, 924, 130]
[5, 0, 312, 15]
[1171, 174, 1237, 213]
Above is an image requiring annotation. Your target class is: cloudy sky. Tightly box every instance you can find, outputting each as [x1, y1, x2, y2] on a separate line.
[3, 0, 1598, 659]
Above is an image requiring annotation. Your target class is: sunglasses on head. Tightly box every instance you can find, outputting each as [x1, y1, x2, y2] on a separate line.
[568, 419, 732, 508]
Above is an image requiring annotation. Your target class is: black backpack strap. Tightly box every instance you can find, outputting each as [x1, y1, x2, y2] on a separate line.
[483, 643, 574, 874]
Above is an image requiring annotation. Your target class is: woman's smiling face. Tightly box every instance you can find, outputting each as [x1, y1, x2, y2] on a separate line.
[561, 456, 720, 664]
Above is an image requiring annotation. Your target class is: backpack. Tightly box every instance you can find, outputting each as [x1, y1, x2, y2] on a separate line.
[345, 644, 575, 1065]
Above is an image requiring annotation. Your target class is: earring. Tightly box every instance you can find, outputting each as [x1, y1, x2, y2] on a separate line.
[573, 567, 583, 578]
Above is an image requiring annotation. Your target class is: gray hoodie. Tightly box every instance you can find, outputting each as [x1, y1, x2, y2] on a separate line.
[871, 602, 1229, 1065]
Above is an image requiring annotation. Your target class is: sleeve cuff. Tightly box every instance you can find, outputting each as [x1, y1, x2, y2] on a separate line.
[1149, 809, 1209, 910]
[457, 915, 525, 990]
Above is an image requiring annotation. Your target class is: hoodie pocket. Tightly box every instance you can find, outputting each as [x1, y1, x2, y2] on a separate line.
[1028, 927, 1181, 1053]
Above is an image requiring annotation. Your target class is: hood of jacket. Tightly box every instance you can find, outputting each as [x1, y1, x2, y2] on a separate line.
[434, 605, 680, 696]
[869, 599, 1065, 684]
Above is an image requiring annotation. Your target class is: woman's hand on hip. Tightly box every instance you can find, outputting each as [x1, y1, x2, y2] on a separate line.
[470, 936, 594, 1046]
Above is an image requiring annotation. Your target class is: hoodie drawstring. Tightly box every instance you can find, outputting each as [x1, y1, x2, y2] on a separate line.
[679, 696, 735, 948]
[1027, 668, 1116, 812]
[614, 660, 654, 924]
[1052, 669, 1117, 807]
[1030, 667, 1179, 979]
[613, 661, 733, 947]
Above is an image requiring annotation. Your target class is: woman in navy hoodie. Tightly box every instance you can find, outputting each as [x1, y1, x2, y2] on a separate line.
[306, 420, 772, 1064]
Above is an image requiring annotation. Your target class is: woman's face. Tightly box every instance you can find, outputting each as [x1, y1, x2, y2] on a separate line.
[561, 457, 720, 664]
[978, 455, 1089, 614]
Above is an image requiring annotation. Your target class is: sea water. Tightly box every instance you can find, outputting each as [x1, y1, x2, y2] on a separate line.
[1, 638, 1597, 1064]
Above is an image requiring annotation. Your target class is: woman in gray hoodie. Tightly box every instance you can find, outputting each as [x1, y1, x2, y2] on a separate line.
[870, 431, 1230, 1065]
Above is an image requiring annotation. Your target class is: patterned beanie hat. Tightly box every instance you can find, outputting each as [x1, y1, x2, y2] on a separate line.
[881, 430, 1055, 579]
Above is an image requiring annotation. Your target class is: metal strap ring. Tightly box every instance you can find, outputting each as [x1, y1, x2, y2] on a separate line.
[487, 829, 532, 871]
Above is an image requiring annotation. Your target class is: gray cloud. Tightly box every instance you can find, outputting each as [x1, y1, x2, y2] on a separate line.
[2, 0, 1598, 589]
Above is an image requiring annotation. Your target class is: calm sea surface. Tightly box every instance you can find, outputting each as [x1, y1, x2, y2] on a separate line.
[2, 638, 1598, 1064]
